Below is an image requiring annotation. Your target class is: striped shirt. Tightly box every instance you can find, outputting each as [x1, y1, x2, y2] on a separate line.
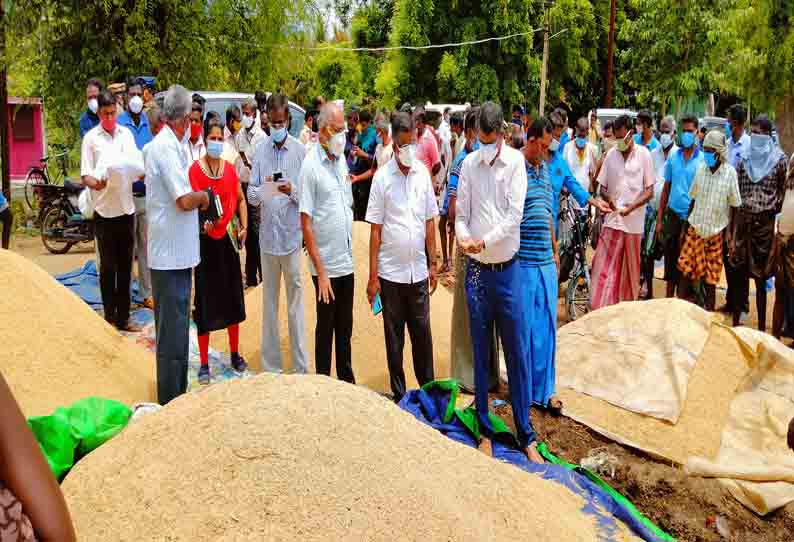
[519, 161, 554, 266]
[688, 162, 741, 239]
[249, 135, 307, 256]
[299, 143, 354, 277]
[144, 125, 200, 270]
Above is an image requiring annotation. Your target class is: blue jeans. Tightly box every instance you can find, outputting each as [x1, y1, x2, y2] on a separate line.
[151, 268, 192, 405]
[465, 258, 535, 448]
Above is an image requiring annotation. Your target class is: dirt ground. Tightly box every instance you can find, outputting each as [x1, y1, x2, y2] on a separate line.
[9, 233, 793, 541]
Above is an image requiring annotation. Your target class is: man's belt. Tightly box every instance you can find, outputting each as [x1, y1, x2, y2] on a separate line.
[470, 255, 517, 272]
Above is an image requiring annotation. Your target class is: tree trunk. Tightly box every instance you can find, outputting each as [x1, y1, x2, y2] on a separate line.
[776, 95, 794, 157]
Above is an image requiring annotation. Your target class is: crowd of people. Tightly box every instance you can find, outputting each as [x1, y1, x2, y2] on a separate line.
[72, 74, 794, 464]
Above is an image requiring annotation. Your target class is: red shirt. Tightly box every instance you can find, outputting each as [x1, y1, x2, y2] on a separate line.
[417, 128, 440, 173]
[188, 159, 240, 240]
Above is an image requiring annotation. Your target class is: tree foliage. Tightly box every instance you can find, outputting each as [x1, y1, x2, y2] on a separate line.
[619, 0, 717, 113]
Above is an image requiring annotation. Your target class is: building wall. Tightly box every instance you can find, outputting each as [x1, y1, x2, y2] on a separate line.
[7, 103, 44, 181]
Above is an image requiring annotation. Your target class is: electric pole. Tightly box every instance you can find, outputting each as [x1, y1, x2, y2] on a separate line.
[605, 0, 616, 107]
[0, 1, 10, 207]
[538, 6, 550, 117]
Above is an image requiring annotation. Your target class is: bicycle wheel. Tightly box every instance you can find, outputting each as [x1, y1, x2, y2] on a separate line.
[40, 205, 74, 254]
[25, 168, 47, 209]
[566, 269, 591, 322]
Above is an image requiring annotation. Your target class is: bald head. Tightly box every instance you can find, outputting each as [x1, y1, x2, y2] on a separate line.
[318, 103, 345, 146]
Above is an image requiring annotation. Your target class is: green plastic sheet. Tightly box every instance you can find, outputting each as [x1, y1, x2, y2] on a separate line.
[537, 442, 676, 542]
[27, 397, 132, 481]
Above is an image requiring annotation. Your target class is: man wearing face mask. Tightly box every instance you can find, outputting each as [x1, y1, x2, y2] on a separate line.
[721, 103, 752, 315]
[184, 101, 206, 164]
[144, 85, 210, 405]
[223, 105, 242, 159]
[79, 78, 103, 138]
[365, 112, 438, 402]
[248, 94, 308, 375]
[731, 114, 789, 331]
[236, 98, 266, 289]
[117, 77, 154, 309]
[655, 115, 703, 298]
[633, 110, 660, 151]
[300, 102, 356, 384]
[455, 102, 541, 463]
[350, 110, 377, 221]
[562, 117, 598, 198]
[591, 114, 655, 310]
[676, 131, 741, 311]
[547, 111, 611, 240]
[81, 90, 143, 332]
[641, 115, 678, 299]
[413, 106, 442, 180]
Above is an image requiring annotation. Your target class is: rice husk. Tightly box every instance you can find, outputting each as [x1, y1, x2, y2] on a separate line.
[559, 323, 752, 464]
[0, 249, 156, 416]
[215, 222, 453, 393]
[62, 374, 638, 541]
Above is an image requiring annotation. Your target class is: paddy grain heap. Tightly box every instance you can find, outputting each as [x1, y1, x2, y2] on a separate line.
[0, 249, 155, 416]
[62, 374, 634, 542]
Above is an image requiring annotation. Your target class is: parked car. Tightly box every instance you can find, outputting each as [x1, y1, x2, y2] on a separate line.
[155, 90, 306, 139]
[595, 108, 637, 128]
[699, 116, 728, 133]
[424, 102, 470, 115]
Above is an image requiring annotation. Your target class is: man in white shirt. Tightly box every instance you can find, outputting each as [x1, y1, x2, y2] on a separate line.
[562, 117, 598, 198]
[80, 90, 142, 332]
[144, 85, 210, 405]
[183, 102, 206, 164]
[455, 102, 541, 463]
[236, 98, 267, 288]
[249, 94, 308, 374]
[366, 112, 438, 402]
[300, 102, 356, 384]
[591, 114, 655, 310]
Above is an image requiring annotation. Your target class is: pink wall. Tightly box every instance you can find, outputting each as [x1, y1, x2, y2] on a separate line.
[7, 102, 45, 181]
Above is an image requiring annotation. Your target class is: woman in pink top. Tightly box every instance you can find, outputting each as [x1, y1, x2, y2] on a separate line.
[590, 115, 656, 310]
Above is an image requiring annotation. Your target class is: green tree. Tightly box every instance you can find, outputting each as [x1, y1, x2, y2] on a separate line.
[351, 0, 393, 97]
[619, 0, 717, 116]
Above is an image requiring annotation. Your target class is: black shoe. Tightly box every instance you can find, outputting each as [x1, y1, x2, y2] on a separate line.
[231, 353, 248, 373]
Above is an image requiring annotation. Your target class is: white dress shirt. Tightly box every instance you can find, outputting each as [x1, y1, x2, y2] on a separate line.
[366, 157, 439, 284]
[650, 143, 677, 210]
[144, 125, 200, 270]
[299, 143, 354, 277]
[183, 138, 206, 165]
[249, 135, 307, 256]
[563, 141, 597, 193]
[455, 144, 528, 264]
[80, 124, 139, 218]
[236, 126, 267, 185]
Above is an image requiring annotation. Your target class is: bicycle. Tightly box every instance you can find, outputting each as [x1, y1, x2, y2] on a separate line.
[558, 193, 592, 322]
[24, 143, 72, 210]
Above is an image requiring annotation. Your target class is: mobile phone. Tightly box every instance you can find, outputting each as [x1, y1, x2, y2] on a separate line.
[273, 171, 283, 182]
[372, 294, 383, 316]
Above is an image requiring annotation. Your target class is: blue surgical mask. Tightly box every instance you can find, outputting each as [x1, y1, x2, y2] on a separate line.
[575, 137, 587, 149]
[207, 140, 224, 159]
[750, 133, 771, 156]
[680, 131, 696, 149]
[272, 126, 288, 144]
[703, 151, 718, 168]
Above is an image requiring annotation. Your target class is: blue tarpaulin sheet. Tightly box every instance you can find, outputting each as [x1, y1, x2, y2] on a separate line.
[55, 260, 144, 309]
[398, 383, 664, 542]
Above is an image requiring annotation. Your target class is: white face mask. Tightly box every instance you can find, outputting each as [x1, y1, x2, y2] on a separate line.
[129, 96, 144, 114]
[88, 99, 99, 114]
[242, 115, 255, 129]
[328, 132, 346, 157]
[396, 144, 415, 168]
[548, 138, 560, 152]
[660, 133, 674, 149]
[480, 141, 498, 164]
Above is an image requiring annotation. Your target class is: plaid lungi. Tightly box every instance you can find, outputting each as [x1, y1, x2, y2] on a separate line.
[677, 226, 724, 285]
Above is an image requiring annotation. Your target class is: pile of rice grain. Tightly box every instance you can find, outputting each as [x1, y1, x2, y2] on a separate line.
[62, 374, 637, 541]
[218, 222, 453, 393]
[0, 249, 155, 416]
